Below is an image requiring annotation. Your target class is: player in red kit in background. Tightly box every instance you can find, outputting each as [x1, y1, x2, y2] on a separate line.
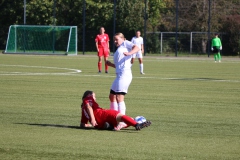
[95, 27, 110, 73]
[80, 90, 151, 131]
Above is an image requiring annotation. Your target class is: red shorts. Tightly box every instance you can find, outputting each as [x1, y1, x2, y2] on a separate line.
[94, 109, 119, 129]
[98, 48, 109, 57]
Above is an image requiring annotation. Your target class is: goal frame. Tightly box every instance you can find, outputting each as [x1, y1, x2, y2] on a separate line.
[4, 25, 78, 55]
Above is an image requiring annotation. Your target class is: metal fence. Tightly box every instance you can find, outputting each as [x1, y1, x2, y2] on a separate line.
[146, 32, 224, 55]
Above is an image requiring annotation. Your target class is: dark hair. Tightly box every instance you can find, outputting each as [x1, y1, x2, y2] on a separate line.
[82, 90, 93, 100]
[81, 90, 93, 108]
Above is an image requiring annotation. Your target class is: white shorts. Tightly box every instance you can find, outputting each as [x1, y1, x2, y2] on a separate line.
[111, 70, 132, 93]
[132, 51, 143, 59]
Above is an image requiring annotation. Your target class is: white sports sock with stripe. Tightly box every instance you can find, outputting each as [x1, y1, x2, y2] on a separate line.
[118, 101, 126, 115]
[140, 63, 144, 73]
[110, 101, 118, 111]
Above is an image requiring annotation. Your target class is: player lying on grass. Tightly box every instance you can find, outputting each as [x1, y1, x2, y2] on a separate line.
[80, 90, 151, 131]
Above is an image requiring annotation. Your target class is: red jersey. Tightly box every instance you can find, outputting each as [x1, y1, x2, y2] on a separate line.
[95, 33, 109, 48]
[81, 96, 118, 129]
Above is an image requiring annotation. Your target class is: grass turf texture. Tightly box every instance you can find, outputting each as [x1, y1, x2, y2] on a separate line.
[0, 54, 240, 160]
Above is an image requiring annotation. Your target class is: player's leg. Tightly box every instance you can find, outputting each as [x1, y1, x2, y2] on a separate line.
[116, 71, 132, 114]
[131, 54, 136, 66]
[109, 89, 126, 115]
[116, 113, 152, 131]
[137, 53, 144, 74]
[116, 94, 126, 115]
[104, 56, 109, 73]
[116, 113, 137, 126]
[110, 71, 132, 114]
[214, 53, 218, 62]
[138, 58, 144, 74]
[98, 48, 103, 73]
[109, 91, 118, 111]
[218, 52, 221, 62]
[103, 48, 109, 73]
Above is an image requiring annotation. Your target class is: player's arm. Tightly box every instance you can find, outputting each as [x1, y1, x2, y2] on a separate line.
[80, 106, 93, 128]
[85, 103, 98, 127]
[219, 39, 222, 50]
[96, 42, 99, 52]
[211, 39, 214, 50]
[108, 40, 110, 52]
[80, 123, 92, 128]
[124, 45, 139, 56]
[131, 38, 134, 43]
[95, 36, 99, 52]
[106, 60, 115, 68]
[141, 44, 144, 54]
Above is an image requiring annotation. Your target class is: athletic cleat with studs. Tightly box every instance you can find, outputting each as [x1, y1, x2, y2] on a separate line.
[135, 120, 151, 131]
[140, 72, 145, 75]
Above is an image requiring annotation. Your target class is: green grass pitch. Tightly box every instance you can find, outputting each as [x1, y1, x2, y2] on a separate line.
[0, 54, 240, 160]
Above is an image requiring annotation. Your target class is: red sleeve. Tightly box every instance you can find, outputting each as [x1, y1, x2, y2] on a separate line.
[106, 34, 110, 42]
[81, 107, 90, 124]
[95, 35, 99, 42]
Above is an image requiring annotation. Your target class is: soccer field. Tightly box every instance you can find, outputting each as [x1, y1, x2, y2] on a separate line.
[0, 54, 240, 160]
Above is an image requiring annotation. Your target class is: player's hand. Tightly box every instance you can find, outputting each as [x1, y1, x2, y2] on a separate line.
[91, 120, 98, 127]
[211, 47, 213, 51]
[124, 52, 130, 56]
[220, 46, 222, 50]
[106, 60, 111, 66]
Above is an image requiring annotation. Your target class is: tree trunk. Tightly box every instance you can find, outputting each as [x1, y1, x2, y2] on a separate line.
[202, 39, 207, 53]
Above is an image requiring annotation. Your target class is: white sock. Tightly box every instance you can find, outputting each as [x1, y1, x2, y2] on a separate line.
[140, 63, 143, 73]
[118, 101, 126, 115]
[110, 101, 118, 111]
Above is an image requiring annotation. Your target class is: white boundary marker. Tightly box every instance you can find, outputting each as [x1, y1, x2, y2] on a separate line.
[0, 64, 81, 75]
[0, 64, 239, 83]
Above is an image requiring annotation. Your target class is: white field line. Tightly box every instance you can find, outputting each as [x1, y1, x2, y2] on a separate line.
[0, 64, 239, 83]
[0, 64, 81, 75]
[73, 75, 240, 83]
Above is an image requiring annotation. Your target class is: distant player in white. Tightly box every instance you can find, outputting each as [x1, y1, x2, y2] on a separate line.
[106, 33, 139, 115]
[131, 30, 145, 74]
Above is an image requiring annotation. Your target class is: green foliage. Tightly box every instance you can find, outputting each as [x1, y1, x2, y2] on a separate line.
[0, 0, 240, 55]
[26, 0, 53, 25]
[221, 17, 240, 55]
[147, 0, 166, 31]
[85, 0, 113, 28]
[0, 55, 240, 159]
[116, 0, 144, 32]
[146, 33, 161, 53]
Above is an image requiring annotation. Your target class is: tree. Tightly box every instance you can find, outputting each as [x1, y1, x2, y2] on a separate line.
[0, 1, 24, 49]
[116, 0, 144, 38]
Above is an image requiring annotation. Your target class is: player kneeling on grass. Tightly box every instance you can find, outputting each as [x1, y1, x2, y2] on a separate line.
[80, 90, 151, 131]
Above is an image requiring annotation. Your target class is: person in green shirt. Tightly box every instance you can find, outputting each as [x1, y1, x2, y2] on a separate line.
[211, 33, 222, 62]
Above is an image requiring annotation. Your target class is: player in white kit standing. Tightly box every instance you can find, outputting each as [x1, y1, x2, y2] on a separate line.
[131, 30, 145, 74]
[106, 33, 139, 115]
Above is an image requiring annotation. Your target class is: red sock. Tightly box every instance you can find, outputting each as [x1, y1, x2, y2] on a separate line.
[105, 63, 108, 72]
[121, 115, 137, 127]
[98, 62, 102, 71]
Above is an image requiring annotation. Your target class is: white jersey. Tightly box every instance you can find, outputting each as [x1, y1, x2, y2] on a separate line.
[131, 36, 143, 54]
[114, 40, 134, 73]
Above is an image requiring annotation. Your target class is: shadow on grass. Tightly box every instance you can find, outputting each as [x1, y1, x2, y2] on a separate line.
[15, 123, 95, 130]
[169, 77, 224, 81]
[15, 123, 138, 133]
